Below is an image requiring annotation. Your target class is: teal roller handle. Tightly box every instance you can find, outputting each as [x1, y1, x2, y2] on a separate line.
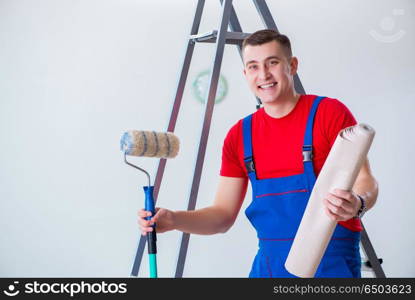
[149, 254, 158, 278]
[143, 186, 157, 278]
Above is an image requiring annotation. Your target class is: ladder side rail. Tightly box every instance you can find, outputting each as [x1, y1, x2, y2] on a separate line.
[175, 0, 234, 278]
[130, 0, 206, 277]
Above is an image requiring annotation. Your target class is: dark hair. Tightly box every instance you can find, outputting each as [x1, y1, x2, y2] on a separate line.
[242, 29, 292, 58]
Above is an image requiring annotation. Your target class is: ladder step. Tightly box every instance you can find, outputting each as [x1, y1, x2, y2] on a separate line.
[190, 30, 251, 45]
[364, 258, 383, 269]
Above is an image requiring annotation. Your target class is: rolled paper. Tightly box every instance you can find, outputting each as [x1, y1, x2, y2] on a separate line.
[284, 123, 375, 277]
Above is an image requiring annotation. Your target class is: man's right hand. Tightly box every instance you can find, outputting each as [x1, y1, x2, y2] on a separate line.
[138, 208, 175, 236]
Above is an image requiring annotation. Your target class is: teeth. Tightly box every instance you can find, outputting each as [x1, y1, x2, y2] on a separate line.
[260, 83, 276, 88]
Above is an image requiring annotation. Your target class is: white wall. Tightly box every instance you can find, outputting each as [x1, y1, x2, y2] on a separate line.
[0, 0, 414, 277]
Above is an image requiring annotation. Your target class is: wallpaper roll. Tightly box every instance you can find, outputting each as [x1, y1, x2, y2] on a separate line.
[284, 123, 375, 278]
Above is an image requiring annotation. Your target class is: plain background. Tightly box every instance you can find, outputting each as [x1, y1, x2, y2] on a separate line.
[0, 0, 414, 277]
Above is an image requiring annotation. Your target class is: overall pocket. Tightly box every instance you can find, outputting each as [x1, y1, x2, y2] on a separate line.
[316, 255, 358, 278]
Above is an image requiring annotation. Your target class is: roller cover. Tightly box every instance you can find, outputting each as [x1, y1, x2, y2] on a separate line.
[120, 130, 179, 159]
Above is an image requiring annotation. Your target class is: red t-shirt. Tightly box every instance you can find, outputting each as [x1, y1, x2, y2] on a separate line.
[220, 94, 362, 232]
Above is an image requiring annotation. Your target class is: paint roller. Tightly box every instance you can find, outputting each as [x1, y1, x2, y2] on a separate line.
[120, 130, 179, 278]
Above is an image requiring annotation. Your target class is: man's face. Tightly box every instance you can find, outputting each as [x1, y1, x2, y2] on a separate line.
[243, 40, 298, 104]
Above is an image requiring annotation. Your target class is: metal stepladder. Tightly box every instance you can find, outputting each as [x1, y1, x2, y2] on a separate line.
[131, 0, 385, 278]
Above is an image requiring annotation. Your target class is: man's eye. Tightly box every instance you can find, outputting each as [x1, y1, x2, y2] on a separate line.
[270, 60, 279, 65]
[249, 65, 257, 70]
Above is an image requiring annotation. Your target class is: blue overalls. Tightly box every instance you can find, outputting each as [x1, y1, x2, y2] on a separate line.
[243, 96, 361, 278]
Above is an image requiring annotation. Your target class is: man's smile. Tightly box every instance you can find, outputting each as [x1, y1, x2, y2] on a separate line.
[258, 82, 278, 90]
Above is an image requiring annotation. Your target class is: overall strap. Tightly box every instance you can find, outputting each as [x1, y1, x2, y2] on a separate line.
[242, 114, 256, 177]
[303, 95, 326, 189]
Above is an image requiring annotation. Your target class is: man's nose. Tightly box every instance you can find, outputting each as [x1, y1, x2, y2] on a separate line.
[259, 65, 271, 80]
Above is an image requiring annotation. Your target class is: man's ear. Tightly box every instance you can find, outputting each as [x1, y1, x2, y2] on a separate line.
[289, 56, 298, 75]
[243, 68, 246, 76]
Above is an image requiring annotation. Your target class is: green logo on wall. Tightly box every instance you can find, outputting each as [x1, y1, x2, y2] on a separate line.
[192, 70, 228, 104]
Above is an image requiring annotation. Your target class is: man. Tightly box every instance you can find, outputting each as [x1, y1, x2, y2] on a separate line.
[138, 29, 378, 278]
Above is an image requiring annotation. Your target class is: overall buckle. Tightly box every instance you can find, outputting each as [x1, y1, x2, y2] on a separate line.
[302, 145, 313, 162]
[244, 156, 255, 173]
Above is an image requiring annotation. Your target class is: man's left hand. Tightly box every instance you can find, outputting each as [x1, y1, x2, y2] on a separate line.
[323, 189, 361, 221]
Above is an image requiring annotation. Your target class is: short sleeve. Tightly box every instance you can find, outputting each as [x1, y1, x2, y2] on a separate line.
[319, 98, 357, 147]
[219, 121, 247, 178]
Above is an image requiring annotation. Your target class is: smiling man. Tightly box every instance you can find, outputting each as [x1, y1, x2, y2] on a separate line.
[138, 29, 378, 278]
